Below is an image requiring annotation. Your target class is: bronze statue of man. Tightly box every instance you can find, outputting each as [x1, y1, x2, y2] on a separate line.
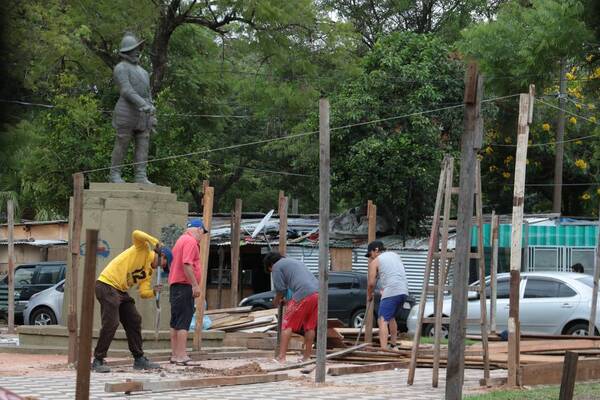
[109, 32, 156, 184]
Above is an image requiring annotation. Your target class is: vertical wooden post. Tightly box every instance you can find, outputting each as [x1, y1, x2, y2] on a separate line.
[7, 199, 15, 334]
[446, 62, 483, 400]
[217, 247, 224, 309]
[75, 229, 98, 400]
[490, 212, 499, 334]
[508, 85, 535, 387]
[364, 200, 377, 344]
[68, 172, 84, 364]
[194, 185, 214, 351]
[278, 191, 288, 256]
[589, 209, 600, 336]
[276, 192, 288, 358]
[523, 222, 530, 272]
[558, 351, 579, 400]
[230, 198, 242, 308]
[315, 98, 330, 383]
[553, 61, 567, 214]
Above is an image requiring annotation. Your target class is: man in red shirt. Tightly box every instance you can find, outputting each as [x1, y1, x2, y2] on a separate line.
[168, 219, 207, 365]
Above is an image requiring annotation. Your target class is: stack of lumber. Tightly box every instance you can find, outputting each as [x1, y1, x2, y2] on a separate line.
[206, 307, 278, 333]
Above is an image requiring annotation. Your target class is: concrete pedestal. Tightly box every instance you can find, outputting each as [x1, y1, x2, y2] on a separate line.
[64, 182, 188, 332]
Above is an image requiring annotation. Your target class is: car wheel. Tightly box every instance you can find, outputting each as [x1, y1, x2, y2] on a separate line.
[30, 307, 57, 326]
[351, 309, 366, 329]
[423, 323, 449, 339]
[564, 323, 592, 336]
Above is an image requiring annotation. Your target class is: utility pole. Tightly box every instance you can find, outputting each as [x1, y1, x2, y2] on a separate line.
[315, 98, 330, 383]
[446, 62, 483, 400]
[230, 198, 242, 307]
[553, 61, 567, 214]
[7, 199, 15, 334]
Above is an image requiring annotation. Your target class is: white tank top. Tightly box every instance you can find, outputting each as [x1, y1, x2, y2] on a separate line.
[377, 251, 409, 299]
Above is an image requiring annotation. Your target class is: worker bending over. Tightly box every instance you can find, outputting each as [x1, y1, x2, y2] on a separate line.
[92, 230, 172, 372]
[264, 252, 319, 363]
[366, 240, 409, 350]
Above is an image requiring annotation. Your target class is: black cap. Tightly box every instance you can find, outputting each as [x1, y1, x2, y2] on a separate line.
[364, 240, 385, 258]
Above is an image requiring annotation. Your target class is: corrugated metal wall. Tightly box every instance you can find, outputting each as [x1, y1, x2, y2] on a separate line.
[286, 246, 430, 295]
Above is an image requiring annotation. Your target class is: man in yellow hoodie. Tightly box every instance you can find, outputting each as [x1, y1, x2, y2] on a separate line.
[92, 230, 172, 373]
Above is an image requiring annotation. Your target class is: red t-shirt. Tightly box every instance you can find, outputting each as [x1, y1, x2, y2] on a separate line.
[169, 231, 201, 285]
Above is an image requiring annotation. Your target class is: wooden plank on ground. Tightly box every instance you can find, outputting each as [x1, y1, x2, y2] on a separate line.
[267, 343, 370, 373]
[520, 357, 600, 386]
[206, 306, 253, 315]
[105, 373, 288, 393]
[105, 350, 275, 367]
[328, 361, 408, 376]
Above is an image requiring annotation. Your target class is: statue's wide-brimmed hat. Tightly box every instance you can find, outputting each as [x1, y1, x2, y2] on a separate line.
[119, 33, 145, 53]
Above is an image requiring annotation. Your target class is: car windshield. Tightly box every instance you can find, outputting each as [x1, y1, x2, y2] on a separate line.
[575, 275, 594, 288]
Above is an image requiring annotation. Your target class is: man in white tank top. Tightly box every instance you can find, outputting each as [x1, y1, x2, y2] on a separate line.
[366, 240, 409, 349]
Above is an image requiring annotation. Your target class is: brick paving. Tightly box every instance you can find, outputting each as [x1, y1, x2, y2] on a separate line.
[0, 367, 502, 400]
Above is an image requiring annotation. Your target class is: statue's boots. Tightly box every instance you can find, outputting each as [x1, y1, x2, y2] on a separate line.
[134, 131, 154, 185]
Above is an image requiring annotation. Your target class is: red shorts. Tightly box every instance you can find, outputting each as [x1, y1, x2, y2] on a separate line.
[282, 292, 319, 333]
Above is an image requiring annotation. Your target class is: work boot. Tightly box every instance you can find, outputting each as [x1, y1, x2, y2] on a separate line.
[133, 169, 153, 185]
[91, 357, 111, 373]
[109, 168, 126, 183]
[133, 356, 160, 370]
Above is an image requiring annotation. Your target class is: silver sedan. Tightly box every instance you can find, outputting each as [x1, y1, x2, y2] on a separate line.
[23, 279, 64, 325]
[407, 272, 599, 337]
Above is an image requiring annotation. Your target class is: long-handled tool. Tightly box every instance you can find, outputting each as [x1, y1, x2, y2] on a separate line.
[154, 265, 161, 342]
[300, 299, 374, 374]
[275, 302, 284, 358]
[354, 298, 374, 346]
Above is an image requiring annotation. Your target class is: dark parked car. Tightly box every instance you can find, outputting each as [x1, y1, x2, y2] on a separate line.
[0, 262, 66, 322]
[239, 271, 415, 330]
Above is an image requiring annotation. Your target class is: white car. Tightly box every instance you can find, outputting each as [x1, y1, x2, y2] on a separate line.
[407, 272, 599, 338]
[23, 279, 64, 325]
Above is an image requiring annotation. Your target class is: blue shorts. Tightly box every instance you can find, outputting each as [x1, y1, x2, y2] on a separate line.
[378, 294, 407, 322]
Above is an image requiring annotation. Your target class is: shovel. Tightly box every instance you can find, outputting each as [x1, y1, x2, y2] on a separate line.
[154, 265, 161, 342]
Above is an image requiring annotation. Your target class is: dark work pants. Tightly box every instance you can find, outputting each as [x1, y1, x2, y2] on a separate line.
[93, 281, 144, 359]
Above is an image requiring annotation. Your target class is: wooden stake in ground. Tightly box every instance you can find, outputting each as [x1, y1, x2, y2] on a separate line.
[364, 200, 377, 344]
[7, 199, 15, 334]
[275, 191, 288, 358]
[589, 211, 600, 335]
[446, 62, 483, 400]
[230, 198, 242, 308]
[507, 85, 535, 387]
[315, 97, 330, 383]
[194, 185, 214, 351]
[75, 229, 98, 400]
[68, 172, 84, 364]
[490, 212, 499, 334]
[559, 351, 579, 400]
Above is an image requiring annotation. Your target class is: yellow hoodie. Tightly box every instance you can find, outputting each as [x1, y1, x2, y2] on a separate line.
[97, 230, 159, 299]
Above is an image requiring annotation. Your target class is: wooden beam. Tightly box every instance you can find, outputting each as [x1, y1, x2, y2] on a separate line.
[520, 357, 600, 386]
[328, 361, 408, 376]
[559, 352, 579, 400]
[105, 373, 289, 393]
[508, 85, 534, 387]
[446, 62, 483, 400]
[590, 208, 600, 336]
[68, 172, 84, 365]
[364, 200, 376, 344]
[75, 229, 98, 400]
[7, 199, 15, 334]
[194, 185, 214, 351]
[278, 191, 288, 256]
[230, 198, 242, 308]
[490, 212, 499, 334]
[316, 97, 330, 383]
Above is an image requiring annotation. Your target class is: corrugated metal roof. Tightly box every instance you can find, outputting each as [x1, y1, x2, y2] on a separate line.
[472, 222, 598, 248]
[286, 245, 430, 295]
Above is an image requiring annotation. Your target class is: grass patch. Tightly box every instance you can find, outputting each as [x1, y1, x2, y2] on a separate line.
[419, 336, 477, 346]
[465, 381, 600, 400]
